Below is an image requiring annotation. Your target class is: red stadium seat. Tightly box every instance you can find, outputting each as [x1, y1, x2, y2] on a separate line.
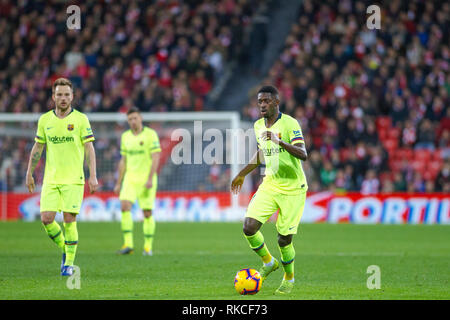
[411, 160, 426, 173]
[425, 162, 442, 180]
[432, 149, 443, 161]
[388, 128, 401, 140]
[313, 136, 322, 147]
[423, 171, 434, 180]
[378, 128, 388, 141]
[429, 160, 443, 173]
[389, 159, 404, 172]
[414, 150, 431, 162]
[394, 148, 414, 161]
[383, 138, 398, 152]
[404, 149, 414, 160]
[376, 116, 392, 130]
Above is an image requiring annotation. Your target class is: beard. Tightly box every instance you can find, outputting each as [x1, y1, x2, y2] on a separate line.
[57, 102, 71, 110]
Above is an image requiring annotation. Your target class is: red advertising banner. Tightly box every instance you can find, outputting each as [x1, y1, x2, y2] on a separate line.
[1, 191, 449, 224]
[302, 192, 449, 224]
[1, 191, 233, 221]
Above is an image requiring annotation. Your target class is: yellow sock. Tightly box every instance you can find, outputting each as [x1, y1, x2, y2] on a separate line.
[121, 211, 133, 248]
[63, 222, 78, 266]
[43, 221, 65, 253]
[262, 253, 272, 264]
[244, 231, 272, 263]
[284, 272, 294, 281]
[143, 216, 155, 251]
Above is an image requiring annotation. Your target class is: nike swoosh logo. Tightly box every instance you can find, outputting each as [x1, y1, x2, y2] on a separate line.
[289, 227, 295, 230]
[47, 127, 53, 130]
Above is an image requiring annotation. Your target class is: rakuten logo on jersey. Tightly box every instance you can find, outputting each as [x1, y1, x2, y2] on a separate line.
[262, 147, 286, 156]
[48, 136, 75, 144]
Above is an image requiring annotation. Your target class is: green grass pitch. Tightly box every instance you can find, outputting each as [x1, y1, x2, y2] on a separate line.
[0, 221, 449, 300]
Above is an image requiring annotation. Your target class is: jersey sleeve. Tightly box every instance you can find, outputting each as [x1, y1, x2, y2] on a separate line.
[149, 130, 161, 154]
[288, 119, 305, 145]
[35, 115, 46, 144]
[80, 115, 95, 144]
[254, 121, 261, 149]
[120, 133, 127, 156]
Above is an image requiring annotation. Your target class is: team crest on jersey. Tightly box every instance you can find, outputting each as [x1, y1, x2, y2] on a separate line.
[140, 141, 144, 146]
[67, 124, 74, 131]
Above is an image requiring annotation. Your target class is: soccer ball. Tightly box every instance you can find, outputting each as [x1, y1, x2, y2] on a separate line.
[234, 268, 261, 295]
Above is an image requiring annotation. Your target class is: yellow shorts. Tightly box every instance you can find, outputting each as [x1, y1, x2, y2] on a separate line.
[40, 184, 84, 214]
[119, 177, 157, 210]
[246, 187, 306, 236]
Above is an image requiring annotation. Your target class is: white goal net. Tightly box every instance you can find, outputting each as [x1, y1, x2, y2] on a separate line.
[0, 112, 256, 222]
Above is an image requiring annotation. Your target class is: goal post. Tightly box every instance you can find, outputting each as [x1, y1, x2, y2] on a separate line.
[0, 111, 255, 222]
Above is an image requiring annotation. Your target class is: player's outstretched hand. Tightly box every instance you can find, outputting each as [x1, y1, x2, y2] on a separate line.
[26, 174, 35, 194]
[231, 174, 245, 194]
[88, 176, 99, 194]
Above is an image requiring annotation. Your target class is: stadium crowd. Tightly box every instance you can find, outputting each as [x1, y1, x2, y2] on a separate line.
[0, 0, 449, 195]
[0, 0, 262, 191]
[244, 0, 449, 194]
[0, 0, 261, 114]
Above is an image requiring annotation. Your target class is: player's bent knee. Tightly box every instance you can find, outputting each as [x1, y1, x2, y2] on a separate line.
[278, 234, 292, 247]
[243, 218, 260, 236]
[120, 201, 132, 212]
[40, 214, 54, 225]
[63, 212, 77, 223]
[143, 210, 152, 218]
[243, 225, 256, 236]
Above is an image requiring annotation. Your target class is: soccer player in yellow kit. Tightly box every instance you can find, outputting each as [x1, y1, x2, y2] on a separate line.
[26, 78, 98, 276]
[231, 85, 308, 295]
[114, 107, 161, 256]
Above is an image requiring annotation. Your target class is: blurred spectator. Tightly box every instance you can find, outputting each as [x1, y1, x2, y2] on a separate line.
[381, 179, 395, 193]
[415, 119, 436, 151]
[360, 169, 380, 195]
[402, 120, 417, 147]
[412, 172, 426, 192]
[334, 169, 347, 191]
[319, 160, 336, 187]
[393, 172, 407, 192]
[435, 161, 450, 192]
[425, 180, 435, 193]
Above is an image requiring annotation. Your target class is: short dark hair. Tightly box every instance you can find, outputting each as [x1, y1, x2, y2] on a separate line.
[126, 106, 140, 115]
[257, 85, 279, 97]
[52, 78, 73, 93]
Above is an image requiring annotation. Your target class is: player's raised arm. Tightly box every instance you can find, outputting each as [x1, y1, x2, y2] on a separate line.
[261, 127, 308, 161]
[25, 142, 45, 193]
[84, 141, 98, 193]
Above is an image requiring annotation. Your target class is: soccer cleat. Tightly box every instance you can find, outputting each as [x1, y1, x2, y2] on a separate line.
[117, 246, 134, 255]
[61, 252, 66, 273]
[274, 279, 294, 295]
[259, 258, 279, 282]
[142, 249, 153, 256]
[61, 265, 73, 276]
